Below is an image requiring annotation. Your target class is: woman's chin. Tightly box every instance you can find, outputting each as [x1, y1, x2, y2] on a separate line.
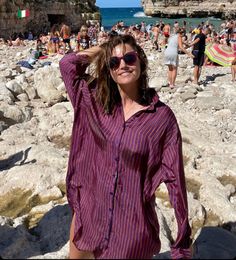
[117, 76, 139, 86]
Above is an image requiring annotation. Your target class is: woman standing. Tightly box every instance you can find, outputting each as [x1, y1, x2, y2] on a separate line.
[60, 34, 192, 259]
[49, 24, 60, 53]
[164, 28, 194, 88]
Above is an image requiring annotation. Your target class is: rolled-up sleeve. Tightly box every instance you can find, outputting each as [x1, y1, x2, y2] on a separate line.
[161, 115, 192, 259]
[59, 53, 89, 108]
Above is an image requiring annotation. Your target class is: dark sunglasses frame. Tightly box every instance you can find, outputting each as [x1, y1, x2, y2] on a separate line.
[109, 51, 138, 70]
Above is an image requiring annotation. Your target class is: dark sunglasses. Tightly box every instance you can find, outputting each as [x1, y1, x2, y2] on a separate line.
[109, 51, 138, 70]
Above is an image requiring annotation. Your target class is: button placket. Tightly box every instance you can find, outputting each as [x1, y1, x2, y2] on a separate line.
[104, 124, 125, 246]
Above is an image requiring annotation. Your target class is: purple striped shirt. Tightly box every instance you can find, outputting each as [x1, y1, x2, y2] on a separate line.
[59, 53, 192, 259]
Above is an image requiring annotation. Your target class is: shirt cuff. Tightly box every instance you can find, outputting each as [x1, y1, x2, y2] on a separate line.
[170, 247, 192, 259]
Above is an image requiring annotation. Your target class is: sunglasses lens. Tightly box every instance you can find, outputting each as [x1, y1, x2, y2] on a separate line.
[109, 57, 120, 70]
[124, 52, 137, 65]
[109, 52, 137, 70]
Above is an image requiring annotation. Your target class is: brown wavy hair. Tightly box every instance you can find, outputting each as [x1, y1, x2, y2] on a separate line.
[92, 34, 155, 114]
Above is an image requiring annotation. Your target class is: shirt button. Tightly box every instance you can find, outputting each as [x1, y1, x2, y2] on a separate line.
[110, 192, 113, 195]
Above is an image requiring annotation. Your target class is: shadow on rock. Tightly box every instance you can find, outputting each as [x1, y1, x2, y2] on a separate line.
[153, 224, 236, 259]
[0, 147, 36, 171]
[0, 204, 72, 259]
[202, 73, 226, 86]
[30, 203, 72, 255]
[0, 219, 41, 259]
[192, 225, 236, 259]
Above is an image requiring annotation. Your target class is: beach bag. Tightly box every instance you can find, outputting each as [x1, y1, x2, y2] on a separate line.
[16, 61, 34, 70]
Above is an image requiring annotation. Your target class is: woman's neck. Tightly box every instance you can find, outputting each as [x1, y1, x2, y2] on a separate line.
[118, 84, 140, 107]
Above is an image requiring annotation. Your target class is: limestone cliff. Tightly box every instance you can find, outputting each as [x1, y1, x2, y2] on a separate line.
[0, 0, 100, 38]
[142, 0, 236, 19]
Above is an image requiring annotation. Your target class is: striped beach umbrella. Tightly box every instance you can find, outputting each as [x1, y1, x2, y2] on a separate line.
[205, 43, 235, 67]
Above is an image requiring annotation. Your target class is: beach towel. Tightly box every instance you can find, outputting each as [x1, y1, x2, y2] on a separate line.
[16, 61, 34, 69]
[39, 55, 48, 59]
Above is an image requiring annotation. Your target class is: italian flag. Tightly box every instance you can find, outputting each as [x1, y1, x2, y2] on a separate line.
[17, 9, 30, 18]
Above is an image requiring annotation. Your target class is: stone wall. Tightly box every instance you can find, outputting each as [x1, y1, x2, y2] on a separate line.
[0, 0, 100, 38]
[142, 0, 236, 19]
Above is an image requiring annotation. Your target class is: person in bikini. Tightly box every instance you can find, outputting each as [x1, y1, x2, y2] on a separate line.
[60, 23, 72, 53]
[49, 24, 60, 53]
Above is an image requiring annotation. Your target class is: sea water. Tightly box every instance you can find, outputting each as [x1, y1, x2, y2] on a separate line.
[99, 7, 223, 32]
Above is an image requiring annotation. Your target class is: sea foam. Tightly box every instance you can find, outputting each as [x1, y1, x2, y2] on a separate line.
[133, 11, 147, 18]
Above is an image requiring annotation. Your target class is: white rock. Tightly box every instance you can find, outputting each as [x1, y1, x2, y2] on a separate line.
[0, 83, 15, 101]
[15, 74, 27, 85]
[25, 85, 37, 100]
[199, 176, 236, 223]
[34, 67, 65, 105]
[6, 80, 23, 96]
[38, 186, 63, 202]
[30, 201, 55, 215]
[17, 93, 29, 102]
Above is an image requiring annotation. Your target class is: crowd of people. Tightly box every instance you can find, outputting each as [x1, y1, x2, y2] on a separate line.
[107, 19, 236, 83]
[1, 18, 236, 82]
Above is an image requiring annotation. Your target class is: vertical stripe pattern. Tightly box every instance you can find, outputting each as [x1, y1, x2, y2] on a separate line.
[59, 53, 192, 259]
[17, 9, 30, 18]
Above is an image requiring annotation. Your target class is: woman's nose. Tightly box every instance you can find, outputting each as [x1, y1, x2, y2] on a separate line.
[119, 57, 127, 68]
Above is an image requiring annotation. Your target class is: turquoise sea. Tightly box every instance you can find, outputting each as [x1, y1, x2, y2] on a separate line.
[99, 7, 223, 32]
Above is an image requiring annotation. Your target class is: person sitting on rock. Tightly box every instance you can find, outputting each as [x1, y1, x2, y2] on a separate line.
[5, 34, 25, 47]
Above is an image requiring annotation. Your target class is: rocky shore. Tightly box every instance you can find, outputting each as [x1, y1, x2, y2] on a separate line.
[142, 0, 236, 19]
[0, 41, 236, 259]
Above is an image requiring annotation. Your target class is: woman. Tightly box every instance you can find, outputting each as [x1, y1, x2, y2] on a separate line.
[49, 24, 60, 53]
[164, 28, 194, 88]
[59, 34, 192, 259]
[76, 25, 90, 52]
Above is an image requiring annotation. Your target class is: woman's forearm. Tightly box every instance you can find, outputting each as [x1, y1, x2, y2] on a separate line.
[77, 45, 102, 61]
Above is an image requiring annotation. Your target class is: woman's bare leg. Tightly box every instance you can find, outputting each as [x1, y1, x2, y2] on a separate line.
[231, 66, 236, 81]
[69, 213, 95, 259]
[172, 66, 177, 86]
[167, 65, 173, 86]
